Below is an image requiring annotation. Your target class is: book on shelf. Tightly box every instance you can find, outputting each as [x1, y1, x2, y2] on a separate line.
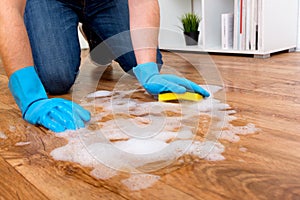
[241, 0, 246, 50]
[246, 0, 251, 50]
[233, 0, 259, 51]
[257, 0, 262, 51]
[233, 0, 240, 50]
[247, 0, 259, 50]
[221, 13, 234, 50]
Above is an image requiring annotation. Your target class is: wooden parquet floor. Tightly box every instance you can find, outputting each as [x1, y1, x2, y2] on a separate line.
[0, 51, 299, 200]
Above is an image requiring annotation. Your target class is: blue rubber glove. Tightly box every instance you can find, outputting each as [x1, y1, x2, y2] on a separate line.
[8, 67, 90, 132]
[133, 62, 210, 97]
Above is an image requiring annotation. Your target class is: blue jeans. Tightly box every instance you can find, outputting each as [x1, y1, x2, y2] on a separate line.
[24, 0, 163, 94]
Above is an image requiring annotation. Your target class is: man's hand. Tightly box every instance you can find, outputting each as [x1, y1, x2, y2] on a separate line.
[24, 98, 90, 132]
[133, 62, 210, 97]
[9, 67, 90, 132]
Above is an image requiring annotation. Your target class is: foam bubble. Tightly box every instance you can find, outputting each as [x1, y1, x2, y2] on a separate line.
[121, 174, 160, 191]
[0, 131, 7, 139]
[9, 126, 16, 132]
[114, 139, 168, 155]
[189, 140, 225, 159]
[15, 141, 31, 146]
[50, 85, 259, 191]
[218, 123, 259, 142]
[239, 147, 248, 152]
[86, 90, 112, 98]
[51, 139, 98, 167]
[90, 165, 118, 180]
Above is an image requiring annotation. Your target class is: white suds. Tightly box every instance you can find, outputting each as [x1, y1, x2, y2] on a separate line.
[114, 139, 169, 155]
[9, 126, 16, 132]
[239, 147, 248, 152]
[121, 174, 160, 191]
[15, 141, 31, 146]
[50, 85, 259, 190]
[188, 141, 225, 161]
[219, 123, 259, 142]
[0, 131, 7, 139]
[90, 165, 118, 180]
[86, 90, 112, 98]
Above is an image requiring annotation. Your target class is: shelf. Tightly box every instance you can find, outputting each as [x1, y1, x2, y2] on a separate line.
[158, 0, 298, 58]
[159, 44, 204, 52]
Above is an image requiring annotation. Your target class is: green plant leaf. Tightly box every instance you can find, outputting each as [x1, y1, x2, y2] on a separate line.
[180, 13, 201, 32]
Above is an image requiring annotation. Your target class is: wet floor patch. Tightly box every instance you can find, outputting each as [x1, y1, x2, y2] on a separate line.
[51, 85, 259, 190]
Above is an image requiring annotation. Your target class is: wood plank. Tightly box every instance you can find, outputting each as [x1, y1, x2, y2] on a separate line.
[0, 156, 48, 200]
[4, 158, 130, 200]
[0, 71, 198, 200]
[0, 51, 300, 199]
[0, 73, 128, 200]
[160, 52, 300, 199]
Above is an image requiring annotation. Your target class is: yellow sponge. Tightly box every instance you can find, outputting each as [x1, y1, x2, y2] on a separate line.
[158, 92, 203, 102]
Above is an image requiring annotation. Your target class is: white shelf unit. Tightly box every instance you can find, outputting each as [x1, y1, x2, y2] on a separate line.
[158, 0, 299, 58]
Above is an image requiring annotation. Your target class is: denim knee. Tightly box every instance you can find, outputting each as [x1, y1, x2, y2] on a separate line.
[42, 77, 76, 95]
[24, 0, 81, 95]
[36, 60, 80, 95]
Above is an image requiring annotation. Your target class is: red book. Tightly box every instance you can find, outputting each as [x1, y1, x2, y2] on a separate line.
[240, 0, 243, 34]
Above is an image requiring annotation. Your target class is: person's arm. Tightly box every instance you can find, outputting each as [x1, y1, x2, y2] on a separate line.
[0, 0, 90, 132]
[0, 0, 33, 77]
[128, 0, 210, 97]
[128, 0, 159, 64]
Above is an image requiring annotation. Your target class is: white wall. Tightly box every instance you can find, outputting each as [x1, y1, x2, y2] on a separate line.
[158, 0, 192, 47]
[78, 1, 300, 51]
[297, 1, 300, 51]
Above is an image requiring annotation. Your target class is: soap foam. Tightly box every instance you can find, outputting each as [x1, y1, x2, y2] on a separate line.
[114, 139, 169, 154]
[15, 141, 31, 146]
[90, 164, 118, 180]
[239, 147, 248, 152]
[86, 90, 113, 98]
[9, 126, 16, 132]
[0, 131, 7, 139]
[50, 85, 258, 190]
[121, 174, 160, 191]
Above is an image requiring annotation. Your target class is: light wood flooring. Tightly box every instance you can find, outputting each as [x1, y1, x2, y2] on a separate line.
[0, 50, 299, 200]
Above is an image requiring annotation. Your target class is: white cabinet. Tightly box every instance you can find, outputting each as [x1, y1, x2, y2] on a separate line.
[158, 0, 299, 58]
[158, 0, 193, 49]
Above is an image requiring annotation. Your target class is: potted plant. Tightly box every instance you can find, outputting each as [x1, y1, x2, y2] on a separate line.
[180, 12, 201, 45]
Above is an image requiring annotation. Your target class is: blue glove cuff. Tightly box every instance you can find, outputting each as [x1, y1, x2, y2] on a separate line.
[8, 66, 48, 117]
[133, 62, 160, 85]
